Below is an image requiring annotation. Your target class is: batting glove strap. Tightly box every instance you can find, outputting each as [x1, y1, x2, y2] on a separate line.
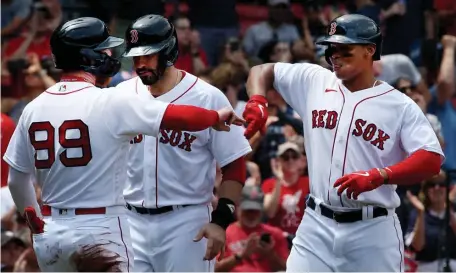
[249, 95, 268, 107]
[210, 198, 236, 230]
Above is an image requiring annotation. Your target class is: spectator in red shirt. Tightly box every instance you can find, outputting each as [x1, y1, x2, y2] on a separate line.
[262, 142, 310, 235]
[434, 0, 456, 36]
[172, 15, 208, 75]
[1, 113, 16, 188]
[215, 185, 289, 272]
[3, 5, 55, 61]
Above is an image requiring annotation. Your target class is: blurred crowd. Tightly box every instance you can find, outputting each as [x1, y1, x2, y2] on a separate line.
[1, 0, 456, 272]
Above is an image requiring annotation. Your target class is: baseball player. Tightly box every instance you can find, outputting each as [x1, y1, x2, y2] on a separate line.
[3, 17, 243, 272]
[117, 15, 252, 272]
[242, 14, 445, 271]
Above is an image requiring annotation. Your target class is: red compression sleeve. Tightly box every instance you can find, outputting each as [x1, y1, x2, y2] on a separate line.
[221, 157, 246, 185]
[161, 104, 219, 132]
[384, 149, 442, 185]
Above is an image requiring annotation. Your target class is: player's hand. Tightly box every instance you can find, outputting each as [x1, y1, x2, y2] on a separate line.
[213, 107, 245, 132]
[333, 168, 385, 200]
[24, 207, 45, 234]
[193, 223, 226, 261]
[240, 233, 260, 259]
[243, 95, 269, 139]
[406, 191, 425, 213]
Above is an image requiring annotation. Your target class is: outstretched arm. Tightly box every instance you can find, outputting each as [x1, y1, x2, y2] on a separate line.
[160, 105, 243, 132]
[246, 64, 275, 97]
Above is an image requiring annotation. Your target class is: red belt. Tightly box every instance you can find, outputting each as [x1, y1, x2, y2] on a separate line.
[41, 205, 107, 216]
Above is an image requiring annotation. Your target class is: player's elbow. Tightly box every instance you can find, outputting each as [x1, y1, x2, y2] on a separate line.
[427, 152, 443, 177]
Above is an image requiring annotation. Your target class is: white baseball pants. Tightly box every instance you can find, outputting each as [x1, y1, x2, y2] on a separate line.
[32, 206, 133, 272]
[127, 204, 215, 272]
[287, 204, 405, 272]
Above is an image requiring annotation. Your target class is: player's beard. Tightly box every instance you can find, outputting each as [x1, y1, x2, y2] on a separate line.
[136, 68, 160, 85]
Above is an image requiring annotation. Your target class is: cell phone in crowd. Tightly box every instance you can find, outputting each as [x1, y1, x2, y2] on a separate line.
[260, 233, 271, 244]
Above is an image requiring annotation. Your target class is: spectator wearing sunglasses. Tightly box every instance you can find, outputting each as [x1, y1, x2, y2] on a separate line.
[393, 77, 445, 148]
[405, 171, 456, 271]
[261, 142, 309, 235]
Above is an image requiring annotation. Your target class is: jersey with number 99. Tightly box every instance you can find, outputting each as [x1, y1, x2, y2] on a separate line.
[3, 81, 169, 209]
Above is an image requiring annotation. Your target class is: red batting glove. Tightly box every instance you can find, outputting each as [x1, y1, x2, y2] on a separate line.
[333, 168, 386, 200]
[24, 207, 45, 234]
[243, 95, 268, 139]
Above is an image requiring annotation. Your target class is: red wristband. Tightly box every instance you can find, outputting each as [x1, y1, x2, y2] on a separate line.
[250, 95, 268, 106]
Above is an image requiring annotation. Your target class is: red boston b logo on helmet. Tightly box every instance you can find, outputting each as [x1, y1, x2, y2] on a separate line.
[328, 22, 337, 35]
[130, 30, 138, 43]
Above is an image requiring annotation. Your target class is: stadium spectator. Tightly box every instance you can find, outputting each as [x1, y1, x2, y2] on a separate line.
[258, 40, 293, 64]
[354, 0, 382, 25]
[262, 142, 309, 235]
[173, 15, 208, 75]
[427, 35, 456, 180]
[243, 0, 300, 57]
[1, 114, 15, 188]
[374, 54, 431, 103]
[392, 77, 445, 148]
[434, 0, 456, 37]
[405, 171, 456, 271]
[210, 62, 248, 116]
[1, 230, 27, 272]
[379, 0, 435, 58]
[3, 53, 56, 123]
[215, 185, 289, 272]
[187, 0, 239, 67]
[1, 0, 32, 39]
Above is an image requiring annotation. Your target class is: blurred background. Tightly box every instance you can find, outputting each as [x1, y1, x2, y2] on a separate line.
[1, 0, 455, 272]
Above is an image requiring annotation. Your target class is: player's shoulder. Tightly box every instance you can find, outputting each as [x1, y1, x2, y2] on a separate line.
[114, 76, 138, 90]
[274, 62, 333, 78]
[186, 72, 229, 105]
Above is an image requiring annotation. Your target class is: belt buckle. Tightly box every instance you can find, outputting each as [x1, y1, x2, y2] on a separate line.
[332, 211, 342, 222]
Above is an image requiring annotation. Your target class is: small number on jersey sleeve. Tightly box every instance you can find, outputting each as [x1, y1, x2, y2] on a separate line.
[28, 120, 93, 169]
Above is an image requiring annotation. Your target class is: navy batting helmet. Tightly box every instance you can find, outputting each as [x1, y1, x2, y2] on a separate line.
[316, 14, 382, 64]
[50, 17, 124, 76]
[123, 15, 178, 64]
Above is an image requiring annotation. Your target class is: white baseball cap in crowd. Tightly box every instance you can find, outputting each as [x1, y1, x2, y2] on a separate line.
[276, 142, 301, 157]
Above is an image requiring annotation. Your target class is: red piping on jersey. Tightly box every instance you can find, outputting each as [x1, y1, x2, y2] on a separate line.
[206, 205, 211, 271]
[117, 217, 130, 272]
[154, 71, 197, 209]
[393, 216, 403, 271]
[326, 87, 346, 206]
[341, 88, 395, 178]
[44, 85, 92, 95]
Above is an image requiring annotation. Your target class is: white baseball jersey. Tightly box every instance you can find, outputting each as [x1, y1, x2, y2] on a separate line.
[3, 81, 169, 208]
[119, 72, 252, 208]
[273, 63, 444, 209]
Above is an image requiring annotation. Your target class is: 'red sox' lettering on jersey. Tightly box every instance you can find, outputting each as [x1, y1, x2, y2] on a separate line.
[311, 110, 338, 129]
[352, 119, 390, 150]
[159, 129, 197, 152]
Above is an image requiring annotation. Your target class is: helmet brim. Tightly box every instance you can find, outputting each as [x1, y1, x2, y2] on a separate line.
[122, 41, 168, 57]
[93, 36, 125, 51]
[315, 35, 373, 46]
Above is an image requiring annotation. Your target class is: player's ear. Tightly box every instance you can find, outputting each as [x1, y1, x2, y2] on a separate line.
[365, 45, 376, 58]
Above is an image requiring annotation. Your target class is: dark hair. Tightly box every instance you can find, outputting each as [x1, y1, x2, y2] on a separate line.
[258, 40, 280, 63]
[391, 77, 412, 89]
